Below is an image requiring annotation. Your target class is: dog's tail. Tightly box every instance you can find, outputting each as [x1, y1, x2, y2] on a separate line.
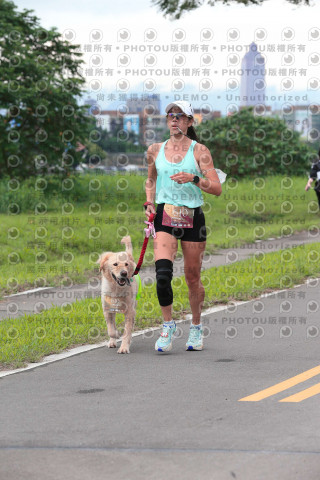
[121, 236, 133, 256]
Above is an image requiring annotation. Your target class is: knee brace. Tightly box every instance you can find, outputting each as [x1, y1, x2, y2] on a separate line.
[155, 259, 173, 307]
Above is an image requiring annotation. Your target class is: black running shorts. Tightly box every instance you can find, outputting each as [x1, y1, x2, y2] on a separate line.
[154, 203, 206, 242]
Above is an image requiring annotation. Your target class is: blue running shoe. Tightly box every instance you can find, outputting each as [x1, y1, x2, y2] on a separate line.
[186, 324, 203, 351]
[155, 322, 177, 352]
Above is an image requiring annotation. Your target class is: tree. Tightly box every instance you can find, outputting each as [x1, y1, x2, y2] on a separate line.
[197, 107, 314, 178]
[0, 0, 91, 178]
[152, 0, 310, 19]
[96, 126, 145, 154]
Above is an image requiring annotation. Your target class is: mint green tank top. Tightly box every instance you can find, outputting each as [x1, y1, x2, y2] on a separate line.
[155, 139, 204, 208]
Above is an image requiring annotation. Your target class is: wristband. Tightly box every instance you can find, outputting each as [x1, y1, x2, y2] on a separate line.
[144, 201, 155, 210]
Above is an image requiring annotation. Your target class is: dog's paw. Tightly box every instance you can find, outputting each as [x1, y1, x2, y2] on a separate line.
[117, 345, 130, 354]
[108, 339, 117, 348]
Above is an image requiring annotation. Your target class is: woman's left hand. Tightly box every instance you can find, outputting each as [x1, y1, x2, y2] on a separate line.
[170, 172, 194, 184]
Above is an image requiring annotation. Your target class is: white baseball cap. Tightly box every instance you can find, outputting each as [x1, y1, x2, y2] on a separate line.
[165, 101, 194, 117]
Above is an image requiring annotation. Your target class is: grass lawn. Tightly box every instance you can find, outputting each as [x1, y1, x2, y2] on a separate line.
[0, 173, 319, 297]
[1, 241, 320, 370]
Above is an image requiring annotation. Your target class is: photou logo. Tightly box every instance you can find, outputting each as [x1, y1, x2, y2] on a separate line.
[225, 326, 237, 339]
[200, 28, 214, 41]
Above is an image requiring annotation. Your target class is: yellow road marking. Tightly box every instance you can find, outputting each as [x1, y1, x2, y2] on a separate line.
[239, 365, 320, 402]
[279, 383, 320, 403]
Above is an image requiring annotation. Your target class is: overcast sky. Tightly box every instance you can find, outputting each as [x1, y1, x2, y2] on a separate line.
[12, 0, 320, 113]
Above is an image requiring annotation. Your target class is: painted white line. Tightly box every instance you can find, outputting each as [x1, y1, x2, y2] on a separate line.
[0, 342, 108, 378]
[0, 302, 239, 379]
[0, 277, 319, 379]
[4, 287, 52, 298]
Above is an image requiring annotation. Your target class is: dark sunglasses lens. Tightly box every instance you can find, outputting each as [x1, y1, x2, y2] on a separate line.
[167, 113, 184, 118]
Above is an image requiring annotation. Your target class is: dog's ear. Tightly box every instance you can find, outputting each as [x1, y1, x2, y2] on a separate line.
[121, 235, 132, 255]
[97, 252, 112, 272]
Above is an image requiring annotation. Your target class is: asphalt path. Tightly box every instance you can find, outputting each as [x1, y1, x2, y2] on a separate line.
[1, 229, 320, 479]
[1, 279, 320, 479]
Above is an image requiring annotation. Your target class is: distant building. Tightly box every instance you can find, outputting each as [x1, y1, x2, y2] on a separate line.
[239, 104, 272, 116]
[144, 115, 168, 145]
[292, 106, 310, 139]
[310, 104, 320, 137]
[274, 105, 320, 141]
[98, 110, 123, 133]
[194, 109, 221, 122]
[126, 94, 160, 114]
[123, 114, 140, 136]
[84, 96, 97, 115]
[240, 42, 266, 107]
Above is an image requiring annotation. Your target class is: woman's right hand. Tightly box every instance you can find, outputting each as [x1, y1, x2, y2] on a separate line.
[145, 204, 156, 220]
[305, 180, 313, 191]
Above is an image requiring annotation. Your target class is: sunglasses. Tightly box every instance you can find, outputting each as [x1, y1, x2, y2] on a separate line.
[166, 112, 189, 120]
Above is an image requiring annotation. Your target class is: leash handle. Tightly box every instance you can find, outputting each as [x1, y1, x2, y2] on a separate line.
[144, 213, 156, 238]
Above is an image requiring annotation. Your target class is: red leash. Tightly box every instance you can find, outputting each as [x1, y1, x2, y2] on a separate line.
[133, 213, 156, 276]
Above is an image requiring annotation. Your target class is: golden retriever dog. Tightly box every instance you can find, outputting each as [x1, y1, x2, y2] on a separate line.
[98, 236, 137, 354]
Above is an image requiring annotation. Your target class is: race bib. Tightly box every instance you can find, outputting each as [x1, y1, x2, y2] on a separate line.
[162, 204, 194, 228]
